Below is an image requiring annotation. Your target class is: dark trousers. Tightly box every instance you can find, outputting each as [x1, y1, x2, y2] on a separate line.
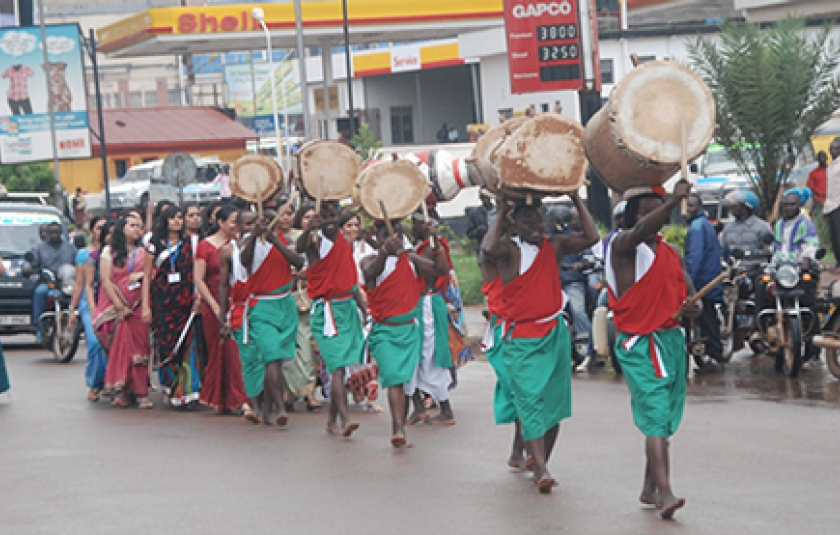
[8, 98, 32, 115]
[826, 209, 840, 267]
[697, 297, 723, 362]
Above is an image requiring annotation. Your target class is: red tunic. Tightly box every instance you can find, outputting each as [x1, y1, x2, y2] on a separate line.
[248, 234, 292, 296]
[496, 238, 564, 338]
[307, 234, 357, 300]
[365, 253, 420, 322]
[416, 237, 453, 294]
[609, 236, 685, 334]
[482, 277, 502, 317]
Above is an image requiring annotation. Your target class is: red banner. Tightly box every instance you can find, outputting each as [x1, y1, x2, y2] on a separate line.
[503, 0, 585, 94]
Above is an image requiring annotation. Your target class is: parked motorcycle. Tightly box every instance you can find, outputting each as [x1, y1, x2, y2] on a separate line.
[810, 281, 840, 380]
[719, 248, 773, 362]
[24, 252, 81, 363]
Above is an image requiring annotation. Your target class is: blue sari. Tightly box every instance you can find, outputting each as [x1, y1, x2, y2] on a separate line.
[0, 343, 9, 394]
[76, 249, 108, 390]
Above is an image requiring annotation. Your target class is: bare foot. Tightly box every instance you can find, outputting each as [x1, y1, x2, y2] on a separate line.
[535, 473, 557, 494]
[390, 434, 414, 449]
[275, 413, 289, 427]
[425, 414, 456, 426]
[660, 497, 686, 520]
[326, 423, 341, 435]
[341, 422, 360, 437]
[523, 456, 535, 472]
[507, 456, 525, 470]
[407, 409, 430, 426]
[639, 490, 659, 507]
[243, 409, 260, 424]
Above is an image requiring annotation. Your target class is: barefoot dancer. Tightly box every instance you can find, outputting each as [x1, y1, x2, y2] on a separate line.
[405, 213, 458, 425]
[296, 201, 366, 437]
[480, 240, 527, 470]
[483, 192, 599, 493]
[235, 213, 305, 426]
[361, 221, 443, 448]
[606, 181, 699, 519]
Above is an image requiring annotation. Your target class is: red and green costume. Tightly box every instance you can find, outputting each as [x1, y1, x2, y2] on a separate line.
[481, 276, 517, 425]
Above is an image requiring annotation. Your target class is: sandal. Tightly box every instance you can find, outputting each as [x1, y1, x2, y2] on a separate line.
[87, 389, 101, 402]
[111, 394, 131, 408]
[137, 398, 154, 410]
[305, 397, 322, 412]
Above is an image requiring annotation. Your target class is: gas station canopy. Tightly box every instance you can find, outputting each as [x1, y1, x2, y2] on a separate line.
[97, 1, 505, 57]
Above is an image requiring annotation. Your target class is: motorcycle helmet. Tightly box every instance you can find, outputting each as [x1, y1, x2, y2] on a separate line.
[613, 201, 627, 218]
[548, 205, 573, 230]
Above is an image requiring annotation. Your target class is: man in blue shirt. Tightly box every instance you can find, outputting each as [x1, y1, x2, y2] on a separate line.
[685, 194, 723, 370]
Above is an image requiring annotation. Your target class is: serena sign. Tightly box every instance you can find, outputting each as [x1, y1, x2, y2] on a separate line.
[503, 0, 584, 94]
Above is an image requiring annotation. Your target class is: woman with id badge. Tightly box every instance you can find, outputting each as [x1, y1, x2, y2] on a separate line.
[103, 216, 153, 409]
[143, 205, 199, 408]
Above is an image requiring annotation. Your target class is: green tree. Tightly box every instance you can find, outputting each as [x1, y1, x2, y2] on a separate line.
[350, 123, 382, 163]
[687, 16, 840, 215]
[0, 163, 56, 193]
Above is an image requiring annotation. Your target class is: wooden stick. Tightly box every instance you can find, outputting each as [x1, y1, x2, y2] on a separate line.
[680, 121, 689, 218]
[378, 200, 394, 236]
[315, 176, 323, 214]
[671, 270, 729, 319]
[421, 196, 436, 248]
[630, 53, 640, 67]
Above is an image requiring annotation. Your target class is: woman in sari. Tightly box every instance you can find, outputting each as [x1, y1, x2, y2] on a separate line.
[182, 202, 207, 396]
[285, 203, 322, 412]
[68, 216, 109, 401]
[142, 205, 199, 407]
[102, 215, 153, 409]
[194, 205, 249, 415]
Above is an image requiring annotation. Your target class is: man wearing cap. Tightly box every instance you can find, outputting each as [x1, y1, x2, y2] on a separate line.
[825, 138, 840, 270]
[719, 189, 772, 260]
[606, 180, 700, 520]
[483, 191, 599, 493]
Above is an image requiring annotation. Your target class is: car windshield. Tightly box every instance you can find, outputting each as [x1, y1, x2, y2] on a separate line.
[703, 148, 757, 176]
[0, 211, 60, 257]
[122, 168, 152, 183]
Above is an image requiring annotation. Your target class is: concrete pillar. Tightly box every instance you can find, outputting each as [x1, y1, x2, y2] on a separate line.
[322, 44, 335, 139]
[156, 77, 168, 107]
[117, 79, 129, 108]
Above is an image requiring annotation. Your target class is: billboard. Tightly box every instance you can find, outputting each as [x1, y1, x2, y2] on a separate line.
[0, 24, 91, 163]
[503, 0, 586, 94]
[224, 61, 302, 119]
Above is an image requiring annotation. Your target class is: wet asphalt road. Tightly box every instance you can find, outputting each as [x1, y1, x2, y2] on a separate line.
[2, 337, 839, 535]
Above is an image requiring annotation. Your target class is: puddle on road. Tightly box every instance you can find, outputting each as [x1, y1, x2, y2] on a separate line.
[579, 352, 840, 410]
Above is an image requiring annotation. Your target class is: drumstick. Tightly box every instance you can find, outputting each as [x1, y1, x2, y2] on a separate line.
[680, 121, 688, 217]
[316, 176, 323, 214]
[421, 196, 436, 248]
[378, 200, 394, 236]
[671, 270, 729, 319]
[257, 188, 264, 220]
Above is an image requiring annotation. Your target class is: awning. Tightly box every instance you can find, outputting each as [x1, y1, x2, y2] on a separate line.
[97, 1, 504, 58]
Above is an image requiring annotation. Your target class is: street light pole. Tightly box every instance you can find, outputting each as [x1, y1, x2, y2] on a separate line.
[342, 0, 356, 139]
[252, 8, 283, 165]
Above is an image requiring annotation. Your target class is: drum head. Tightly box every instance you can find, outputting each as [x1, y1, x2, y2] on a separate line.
[470, 117, 530, 191]
[611, 61, 715, 164]
[355, 160, 428, 220]
[230, 154, 283, 203]
[297, 140, 361, 201]
[494, 113, 587, 195]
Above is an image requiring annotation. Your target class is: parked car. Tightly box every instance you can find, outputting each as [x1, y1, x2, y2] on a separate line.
[0, 203, 66, 337]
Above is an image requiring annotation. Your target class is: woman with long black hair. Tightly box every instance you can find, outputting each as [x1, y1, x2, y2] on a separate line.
[142, 204, 200, 407]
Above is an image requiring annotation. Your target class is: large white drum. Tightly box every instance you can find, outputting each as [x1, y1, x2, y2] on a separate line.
[296, 140, 361, 200]
[354, 160, 429, 221]
[584, 60, 716, 192]
[230, 154, 284, 203]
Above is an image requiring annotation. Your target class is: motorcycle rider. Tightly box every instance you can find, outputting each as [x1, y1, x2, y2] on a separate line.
[26, 222, 77, 342]
[685, 194, 724, 372]
[719, 189, 773, 260]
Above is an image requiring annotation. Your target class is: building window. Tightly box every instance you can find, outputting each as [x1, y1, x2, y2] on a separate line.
[498, 108, 513, 120]
[168, 89, 181, 106]
[114, 159, 128, 178]
[144, 91, 158, 107]
[390, 106, 413, 144]
[129, 91, 143, 108]
[541, 103, 549, 113]
[600, 59, 614, 84]
[637, 55, 656, 64]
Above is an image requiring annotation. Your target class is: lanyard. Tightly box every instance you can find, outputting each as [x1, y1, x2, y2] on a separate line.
[166, 238, 181, 273]
[128, 246, 138, 273]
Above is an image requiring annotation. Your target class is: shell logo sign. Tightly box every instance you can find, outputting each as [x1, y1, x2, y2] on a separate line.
[177, 11, 260, 33]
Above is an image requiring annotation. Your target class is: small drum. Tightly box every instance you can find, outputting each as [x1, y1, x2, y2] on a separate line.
[493, 113, 588, 198]
[354, 160, 429, 221]
[296, 140, 361, 200]
[584, 60, 715, 192]
[230, 154, 283, 203]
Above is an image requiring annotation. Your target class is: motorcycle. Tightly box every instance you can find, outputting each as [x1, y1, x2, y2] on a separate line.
[750, 252, 823, 378]
[719, 248, 774, 362]
[810, 281, 840, 380]
[24, 252, 82, 363]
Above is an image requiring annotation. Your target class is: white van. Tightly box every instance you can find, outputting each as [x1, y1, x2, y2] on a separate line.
[105, 157, 225, 210]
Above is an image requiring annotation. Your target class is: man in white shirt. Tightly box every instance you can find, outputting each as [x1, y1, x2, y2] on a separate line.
[826, 138, 840, 271]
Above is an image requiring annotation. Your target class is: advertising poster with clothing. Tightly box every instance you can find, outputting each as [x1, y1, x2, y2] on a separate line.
[0, 24, 91, 163]
[223, 61, 302, 137]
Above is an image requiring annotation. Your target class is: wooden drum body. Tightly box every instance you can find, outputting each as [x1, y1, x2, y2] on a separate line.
[296, 140, 362, 200]
[403, 150, 481, 203]
[584, 61, 715, 192]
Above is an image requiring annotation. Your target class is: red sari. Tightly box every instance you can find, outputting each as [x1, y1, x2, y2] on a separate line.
[196, 239, 247, 411]
[103, 247, 151, 397]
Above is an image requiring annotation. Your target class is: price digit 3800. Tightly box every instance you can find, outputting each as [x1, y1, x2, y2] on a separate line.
[538, 44, 579, 62]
